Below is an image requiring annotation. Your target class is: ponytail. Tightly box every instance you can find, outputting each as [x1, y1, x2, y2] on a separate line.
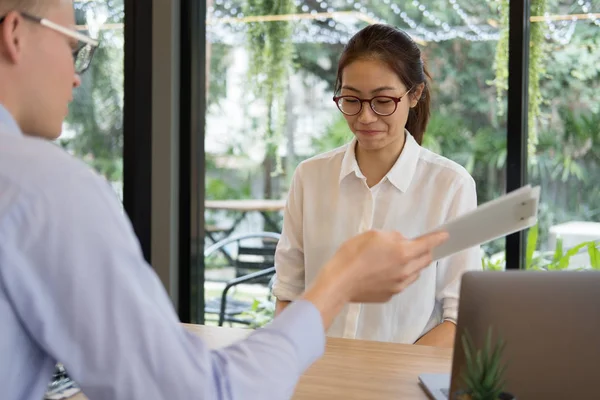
[406, 71, 431, 145]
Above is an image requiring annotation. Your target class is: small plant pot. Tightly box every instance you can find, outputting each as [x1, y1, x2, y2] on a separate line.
[498, 392, 516, 400]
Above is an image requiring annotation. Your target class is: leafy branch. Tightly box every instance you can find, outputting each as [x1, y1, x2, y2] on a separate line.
[244, 0, 296, 183]
[493, 0, 548, 157]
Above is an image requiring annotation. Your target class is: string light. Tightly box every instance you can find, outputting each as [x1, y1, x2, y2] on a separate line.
[208, 0, 500, 44]
[578, 0, 600, 26]
[544, 13, 577, 45]
[207, 3, 356, 44]
[73, 0, 596, 48]
[544, 0, 600, 45]
[349, 0, 500, 42]
[387, 0, 497, 42]
[208, 0, 594, 46]
[214, 0, 373, 44]
[447, 0, 498, 40]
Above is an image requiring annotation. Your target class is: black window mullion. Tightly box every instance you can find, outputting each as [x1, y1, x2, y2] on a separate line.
[505, 0, 531, 270]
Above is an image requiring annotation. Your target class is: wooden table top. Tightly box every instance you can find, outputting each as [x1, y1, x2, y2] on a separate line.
[205, 199, 286, 212]
[70, 324, 452, 399]
[295, 335, 452, 399]
[186, 324, 453, 399]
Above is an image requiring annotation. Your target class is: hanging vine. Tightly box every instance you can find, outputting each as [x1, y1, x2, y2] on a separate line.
[493, 0, 509, 111]
[244, 0, 295, 193]
[528, 0, 547, 156]
[493, 0, 548, 157]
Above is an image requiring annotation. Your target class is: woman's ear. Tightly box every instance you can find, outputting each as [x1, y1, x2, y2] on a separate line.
[409, 83, 425, 108]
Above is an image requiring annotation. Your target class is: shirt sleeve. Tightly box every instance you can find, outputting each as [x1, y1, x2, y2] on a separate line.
[435, 177, 483, 324]
[272, 167, 306, 301]
[0, 170, 325, 400]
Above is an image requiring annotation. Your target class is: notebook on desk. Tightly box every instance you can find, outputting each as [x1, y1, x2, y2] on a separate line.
[419, 373, 450, 400]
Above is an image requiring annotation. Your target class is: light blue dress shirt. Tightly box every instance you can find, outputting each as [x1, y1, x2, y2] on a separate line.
[0, 104, 325, 400]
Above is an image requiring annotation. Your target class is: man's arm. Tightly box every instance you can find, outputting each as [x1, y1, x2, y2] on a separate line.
[0, 167, 448, 400]
[0, 173, 330, 400]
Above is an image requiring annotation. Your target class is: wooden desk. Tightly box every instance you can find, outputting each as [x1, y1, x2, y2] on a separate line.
[70, 324, 452, 399]
[294, 334, 452, 399]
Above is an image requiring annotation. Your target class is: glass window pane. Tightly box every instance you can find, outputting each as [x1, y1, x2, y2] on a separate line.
[59, 0, 124, 201]
[202, 0, 509, 327]
[528, 4, 600, 271]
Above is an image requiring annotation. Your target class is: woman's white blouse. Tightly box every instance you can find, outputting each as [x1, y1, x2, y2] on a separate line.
[272, 131, 482, 343]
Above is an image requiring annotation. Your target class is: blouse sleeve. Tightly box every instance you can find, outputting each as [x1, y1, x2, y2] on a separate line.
[435, 177, 483, 323]
[272, 167, 306, 301]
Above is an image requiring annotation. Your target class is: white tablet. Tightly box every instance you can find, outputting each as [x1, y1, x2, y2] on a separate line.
[419, 185, 541, 261]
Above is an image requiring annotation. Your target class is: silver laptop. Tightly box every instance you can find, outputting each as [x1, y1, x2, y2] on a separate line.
[420, 270, 600, 399]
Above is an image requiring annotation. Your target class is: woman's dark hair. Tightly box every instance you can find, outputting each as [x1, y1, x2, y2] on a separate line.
[335, 24, 431, 144]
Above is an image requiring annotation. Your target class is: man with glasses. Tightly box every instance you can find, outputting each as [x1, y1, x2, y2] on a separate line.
[0, 2, 96, 138]
[0, 1, 448, 400]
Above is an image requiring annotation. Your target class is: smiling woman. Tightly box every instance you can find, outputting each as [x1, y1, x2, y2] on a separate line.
[334, 25, 431, 145]
[272, 24, 482, 348]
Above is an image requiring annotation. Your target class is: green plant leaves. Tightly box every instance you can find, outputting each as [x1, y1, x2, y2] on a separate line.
[550, 237, 564, 269]
[588, 242, 600, 270]
[244, 0, 296, 180]
[460, 327, 507, 400]
[240, 297, 275, 328]
[526, 224, 538, 270]
[484, 223, 599, 271]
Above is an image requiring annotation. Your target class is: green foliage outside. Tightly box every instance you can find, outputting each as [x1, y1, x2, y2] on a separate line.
[482, 224, 600, 271]
[245, 0, 296, 194]
[240, 298, 276, 328]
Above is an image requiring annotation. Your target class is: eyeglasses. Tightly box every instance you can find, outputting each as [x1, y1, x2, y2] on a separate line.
[0, 12, 99, 74]
[333, 88, 412, 117]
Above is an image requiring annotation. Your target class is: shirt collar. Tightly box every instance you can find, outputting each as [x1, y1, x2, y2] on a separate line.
[338, 129, 421, 193]
[339, 138, 364, 182]
[0, 103, 22, 137]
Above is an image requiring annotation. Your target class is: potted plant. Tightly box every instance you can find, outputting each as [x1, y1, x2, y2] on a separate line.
[455, 328, 515, 400]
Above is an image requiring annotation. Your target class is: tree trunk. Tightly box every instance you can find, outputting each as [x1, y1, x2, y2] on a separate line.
[263, 154, 274, 199]
[284, 81, 296, 179]
[263, 94, 275, 199]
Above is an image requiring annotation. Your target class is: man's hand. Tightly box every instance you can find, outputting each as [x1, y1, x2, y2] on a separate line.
[300, 230, 448, 329]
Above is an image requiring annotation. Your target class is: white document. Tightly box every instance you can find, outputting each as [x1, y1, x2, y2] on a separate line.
[419, 185, 541, 261]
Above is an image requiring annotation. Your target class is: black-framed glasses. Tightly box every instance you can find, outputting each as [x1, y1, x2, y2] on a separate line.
[0, 12, 99, 74]
[333, 88, 413, 116]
